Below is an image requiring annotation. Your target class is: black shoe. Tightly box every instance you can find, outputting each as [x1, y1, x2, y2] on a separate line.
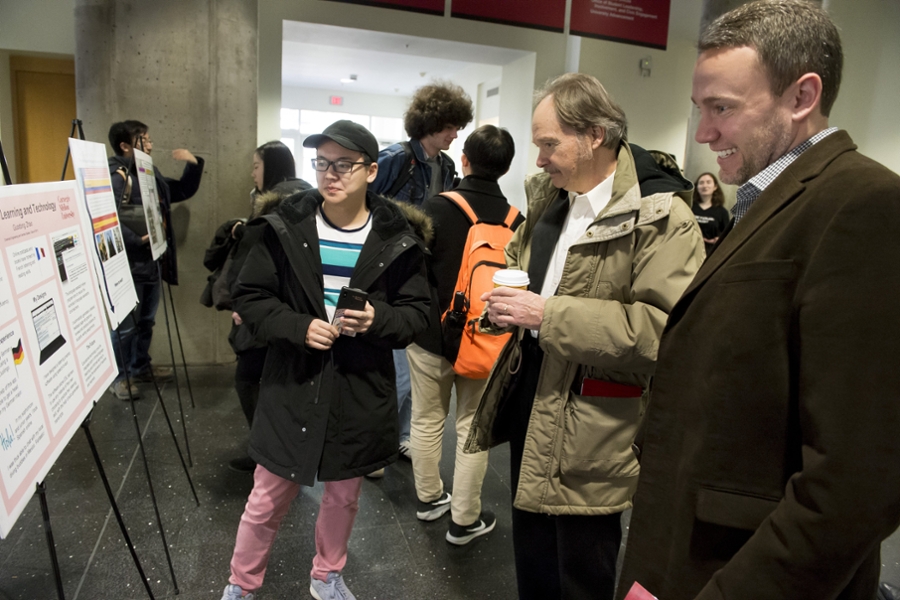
[228, 456, 256, 473]
[416, 491, 451, 521]
[446, 510, 496, 545]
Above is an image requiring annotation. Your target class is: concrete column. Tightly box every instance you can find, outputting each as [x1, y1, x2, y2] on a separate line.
[74, 0, 258, 365]
[683, 0, 822, 206]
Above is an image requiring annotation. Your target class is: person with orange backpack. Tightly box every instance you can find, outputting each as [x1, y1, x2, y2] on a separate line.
[406, 125, 524, 544]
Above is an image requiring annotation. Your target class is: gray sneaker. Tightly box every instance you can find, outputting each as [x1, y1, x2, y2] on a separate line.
[110, 379, 140, 400]
[310, 572, 356, 600]
[220, 584, 254, 600]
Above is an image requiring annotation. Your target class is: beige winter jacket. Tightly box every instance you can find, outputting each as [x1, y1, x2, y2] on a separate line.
[465, 143, 705, 515]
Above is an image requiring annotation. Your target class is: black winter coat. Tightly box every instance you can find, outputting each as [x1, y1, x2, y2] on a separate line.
[233, 190, 432, 484]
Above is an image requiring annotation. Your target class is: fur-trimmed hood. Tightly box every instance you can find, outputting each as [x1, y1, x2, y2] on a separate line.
[273, 189, 434, 248]
[250, 190, 286, 220]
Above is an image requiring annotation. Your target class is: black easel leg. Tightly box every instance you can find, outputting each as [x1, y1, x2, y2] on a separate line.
[0, 139, 13, 185]
[148, 373, 200, 506]
[114, 327, 179, 593]
[36, 482, 66, 600]
[59, 119, 78, 181]
[80, 420, 156, 600]
[166, 282, 196, 409]
[157, 267, 192, 467]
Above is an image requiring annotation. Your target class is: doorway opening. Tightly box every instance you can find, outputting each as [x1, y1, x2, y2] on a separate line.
[280, 21, 535, 209]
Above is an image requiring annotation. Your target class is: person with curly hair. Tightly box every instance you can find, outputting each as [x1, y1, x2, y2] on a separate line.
[370, 81, 473, 472]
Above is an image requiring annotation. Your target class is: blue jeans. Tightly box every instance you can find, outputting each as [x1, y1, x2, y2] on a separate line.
[393, 348, 411, 442]
[112, 280, 161, 382]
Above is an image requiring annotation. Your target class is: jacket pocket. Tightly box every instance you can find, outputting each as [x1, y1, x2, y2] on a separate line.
[719, 259, 796, 284]
[559, 393, 641, 480]
[695, 486, 780, 530]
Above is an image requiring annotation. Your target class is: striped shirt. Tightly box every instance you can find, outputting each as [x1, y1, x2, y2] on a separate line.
[317, 206, 372, 321]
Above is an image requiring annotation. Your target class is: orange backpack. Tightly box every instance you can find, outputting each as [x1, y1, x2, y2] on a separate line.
[439, 191, 520, 379]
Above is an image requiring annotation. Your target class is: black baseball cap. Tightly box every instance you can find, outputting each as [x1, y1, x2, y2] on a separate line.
[303, 120, 379, 163]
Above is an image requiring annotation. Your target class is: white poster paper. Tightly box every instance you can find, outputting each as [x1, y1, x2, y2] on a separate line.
[132, 149, 167, 261]
[0, 181, 117, 538]
[68, 138, 139, 329]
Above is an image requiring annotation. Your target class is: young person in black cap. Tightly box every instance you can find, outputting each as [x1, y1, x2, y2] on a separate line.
[220, 121, 432, 600]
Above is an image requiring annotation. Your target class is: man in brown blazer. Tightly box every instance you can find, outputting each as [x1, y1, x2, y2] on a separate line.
[617, 1, 900, 599]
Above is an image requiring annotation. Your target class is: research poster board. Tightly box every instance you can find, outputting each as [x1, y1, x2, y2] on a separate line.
[68, 138, 138, 329]
[0, 181, 117, 538]
[131, 149, 167, 261]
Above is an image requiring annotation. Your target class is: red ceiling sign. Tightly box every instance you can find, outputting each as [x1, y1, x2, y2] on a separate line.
[325, 0, 444, 16]
[570, 0, 670, 50]
[451, 0, 566, 33]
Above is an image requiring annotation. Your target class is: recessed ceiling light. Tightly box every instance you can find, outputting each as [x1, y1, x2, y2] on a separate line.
[340, 74, 358, 83]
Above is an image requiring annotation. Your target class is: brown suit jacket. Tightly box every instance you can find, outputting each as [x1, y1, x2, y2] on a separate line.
[617, 131, 900, 600]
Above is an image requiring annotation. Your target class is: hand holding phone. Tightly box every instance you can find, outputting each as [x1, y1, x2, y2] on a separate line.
[332, 287, 370, 337]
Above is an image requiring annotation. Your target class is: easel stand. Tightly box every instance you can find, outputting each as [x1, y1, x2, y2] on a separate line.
[34, 414, 157, 600]
[166, 281, 197, 410]
[36, 482, 65, 600]
[0, 138, 12, 185]
[60, 120, 86, 180]
[156, 264, 193, 466]
[81, 415, 157, 599]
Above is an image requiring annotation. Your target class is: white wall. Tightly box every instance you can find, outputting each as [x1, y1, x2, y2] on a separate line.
[0, 0, 76, 55]
[828, 0, 900, 175]
[282, 86, 409, 118]
[0, 0, 77, 184]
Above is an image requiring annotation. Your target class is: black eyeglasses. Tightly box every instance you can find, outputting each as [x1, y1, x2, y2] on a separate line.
[311, 158, 369, 174]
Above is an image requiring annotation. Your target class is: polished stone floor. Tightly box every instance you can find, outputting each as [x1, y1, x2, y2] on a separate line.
[1, 364, 899, 600]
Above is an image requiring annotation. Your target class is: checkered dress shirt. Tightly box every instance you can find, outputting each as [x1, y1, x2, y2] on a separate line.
[731, 127, 838, 223]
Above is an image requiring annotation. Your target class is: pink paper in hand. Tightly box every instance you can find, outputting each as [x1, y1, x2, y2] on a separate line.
[624, 582, 658, 600]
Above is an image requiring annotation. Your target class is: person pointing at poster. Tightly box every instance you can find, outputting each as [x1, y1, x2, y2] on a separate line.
[106, 120, 204, 399]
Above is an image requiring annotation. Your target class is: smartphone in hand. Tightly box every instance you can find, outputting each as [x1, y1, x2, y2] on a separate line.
[332, 287, 368, 337]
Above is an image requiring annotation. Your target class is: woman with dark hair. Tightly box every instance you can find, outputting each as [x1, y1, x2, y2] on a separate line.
[204, 141, 311, 472]
[251, 141, 307, 197]
[691, 172, 730, 255]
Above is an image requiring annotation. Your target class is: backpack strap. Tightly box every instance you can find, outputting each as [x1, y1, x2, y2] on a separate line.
[441, 191, 520, 229]
[115, 167, 132, 205]
[439, 190, 477, 224]
[503, 205, 520, 228]
[385, 141, 416, 198]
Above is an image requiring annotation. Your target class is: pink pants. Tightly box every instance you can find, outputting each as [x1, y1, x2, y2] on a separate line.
[228, 464, 363, 592]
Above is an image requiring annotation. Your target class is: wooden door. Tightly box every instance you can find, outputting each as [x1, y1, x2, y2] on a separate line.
[10, 56, 77, 184]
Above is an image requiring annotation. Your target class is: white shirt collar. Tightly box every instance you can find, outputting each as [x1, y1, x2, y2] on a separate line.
[568, 170, 616, 219]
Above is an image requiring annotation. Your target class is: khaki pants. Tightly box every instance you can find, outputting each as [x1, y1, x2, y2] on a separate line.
[407, 343, 490, 526]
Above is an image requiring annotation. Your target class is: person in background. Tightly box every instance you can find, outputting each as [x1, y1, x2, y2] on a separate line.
[108, 120, 204, 399]
[371, 81, 474, 465]
[220, 121, 431, 600]
[407, 125, 524, 543]
[691, 171, 729, 254]
[203, 141, 311, 473]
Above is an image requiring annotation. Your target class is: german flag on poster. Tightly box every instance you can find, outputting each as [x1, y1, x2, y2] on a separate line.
[11, 339, 24, 365]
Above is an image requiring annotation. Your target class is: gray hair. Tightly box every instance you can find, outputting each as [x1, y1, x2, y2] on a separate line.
[534, 73, 628, 149]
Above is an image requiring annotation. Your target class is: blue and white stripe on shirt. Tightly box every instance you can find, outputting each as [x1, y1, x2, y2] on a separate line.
[316, 206, 372, 321]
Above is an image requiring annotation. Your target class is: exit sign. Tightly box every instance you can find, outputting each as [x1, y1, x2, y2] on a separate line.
[330, 96, 343, 106]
